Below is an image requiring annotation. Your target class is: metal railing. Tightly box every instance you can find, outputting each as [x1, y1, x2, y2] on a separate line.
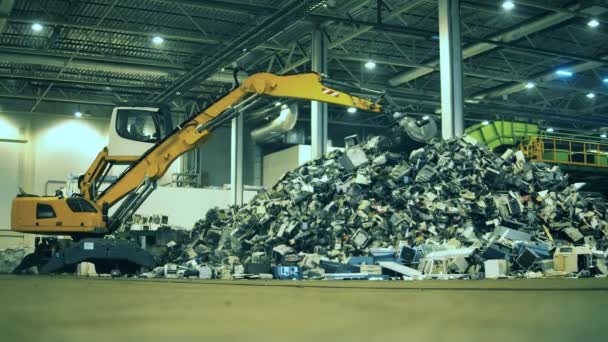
[520, 133, 608, 168]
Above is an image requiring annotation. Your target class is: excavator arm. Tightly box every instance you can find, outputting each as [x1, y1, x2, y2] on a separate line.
[78, 148, 139, 201]
[11, 72, 381, 236]
[98, 72, 381, 208]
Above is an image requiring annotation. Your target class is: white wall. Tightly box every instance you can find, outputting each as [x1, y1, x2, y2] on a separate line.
[0, 113, 110, 247]
[135, 187, 257, 229]
[0, 115, 30, 248]
[30, 115, 109, 195]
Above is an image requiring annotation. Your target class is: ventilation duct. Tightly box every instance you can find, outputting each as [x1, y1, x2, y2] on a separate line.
[251, 104, 298, 143]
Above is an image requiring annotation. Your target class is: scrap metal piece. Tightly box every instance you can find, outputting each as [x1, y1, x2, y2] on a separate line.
[494, 226, 532, 242]
[273, 265, 302, 279]
[484, 259, 508, 279]
[351, 229, 371, 248]
[360, 264, 383, 275]
[378, 261, 422, 277]
[563, 227, 584, 242]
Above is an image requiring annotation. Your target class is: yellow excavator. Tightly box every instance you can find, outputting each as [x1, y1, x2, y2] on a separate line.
[10, 72, 382, 274]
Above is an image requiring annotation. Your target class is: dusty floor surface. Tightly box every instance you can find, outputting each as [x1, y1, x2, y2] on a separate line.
[0, 275, 607, 342]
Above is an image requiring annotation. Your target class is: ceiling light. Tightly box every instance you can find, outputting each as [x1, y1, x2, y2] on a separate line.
[546, 127, 555, 133]
[555, 69, 573, 77]
[482, 120, 490, 126]
[152, 36, 164, 45]
[422, 115, 430, 120]
[364, 61, 376, 70]
[601, 133, 607, 139]
[603, 78, 608, 83]
[74, 111, 83, 118]
[588, 19, 600, 28]
[502, 1, 515, 11]
[586, 92, 596, 99]
[347, 107, 357, 114]
[525, 82, 535, 89]
[31, 23, 43, 32]
[274, 101, 282, 107]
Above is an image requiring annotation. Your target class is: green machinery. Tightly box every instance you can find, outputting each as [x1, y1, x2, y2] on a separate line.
[465, 120, 608, 193]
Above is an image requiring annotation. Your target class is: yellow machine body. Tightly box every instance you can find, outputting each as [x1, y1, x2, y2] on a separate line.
[12, 196, 106, 235]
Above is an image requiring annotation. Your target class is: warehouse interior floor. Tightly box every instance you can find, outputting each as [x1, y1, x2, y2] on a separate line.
[1, 275, 606, 342]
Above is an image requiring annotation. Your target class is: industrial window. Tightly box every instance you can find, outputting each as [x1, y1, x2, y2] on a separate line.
[115, 109, 161, 143]
[66, 198, 98, 213]
[36, 203, 56, 219]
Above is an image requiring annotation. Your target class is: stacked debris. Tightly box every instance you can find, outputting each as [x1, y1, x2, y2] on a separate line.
[0, 248, 31, 274]
[156, 135, 608, 280]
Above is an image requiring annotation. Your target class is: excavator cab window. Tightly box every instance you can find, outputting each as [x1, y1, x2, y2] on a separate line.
[66, 198, 98, 213]
[115, 108, 173, 144]
[36, 203, 56, 219]
[116, 110, 160, 143]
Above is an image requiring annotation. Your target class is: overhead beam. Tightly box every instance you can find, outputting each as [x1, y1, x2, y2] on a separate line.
[515, 0, 608, 25]
[7, 9, 604, 77]
[152, 0, 320, 102]
[313, 15, 608, 65]
[0, 47, 244, 83]
[0, 47, 184, 76]
[0, 0, 15, 33]
[388, 3, 580, 86]
[472, 52, 608, 99]
[0, 93, 116, 106]
[7, 17, 287, 52]
[154, 0, 274, 15]
[279, 0, 428, 74]
[4, 39, 600, 97]
[17, 12, 602, 66]
[2, 45, 602, 108]
[332, 52, 608, 96]
[9, 17, 221, 45]
[0, 72, 241, 100]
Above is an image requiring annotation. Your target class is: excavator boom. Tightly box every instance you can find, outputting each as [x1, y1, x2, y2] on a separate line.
[97, 73, 380, 208]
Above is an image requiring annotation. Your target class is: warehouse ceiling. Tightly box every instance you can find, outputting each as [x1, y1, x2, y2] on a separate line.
[0, 0, 607, 131]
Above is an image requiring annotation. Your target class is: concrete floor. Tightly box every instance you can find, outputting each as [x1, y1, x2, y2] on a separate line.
[1, 276, 607, 342]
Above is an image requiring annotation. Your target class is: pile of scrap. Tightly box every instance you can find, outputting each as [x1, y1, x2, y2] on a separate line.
[0, 248, 31, 274]
[151, 135, 608, 280]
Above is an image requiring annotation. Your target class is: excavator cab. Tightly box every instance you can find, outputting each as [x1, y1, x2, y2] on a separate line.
[11, 105, 173, 237]
[108, 106, 173, 158]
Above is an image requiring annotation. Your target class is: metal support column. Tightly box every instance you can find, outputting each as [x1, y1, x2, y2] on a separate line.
[230, 114, 244, 205]
[253, 145, 263, 186]
[438, 0, 464, 139]
[311, 26, 328, 159]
